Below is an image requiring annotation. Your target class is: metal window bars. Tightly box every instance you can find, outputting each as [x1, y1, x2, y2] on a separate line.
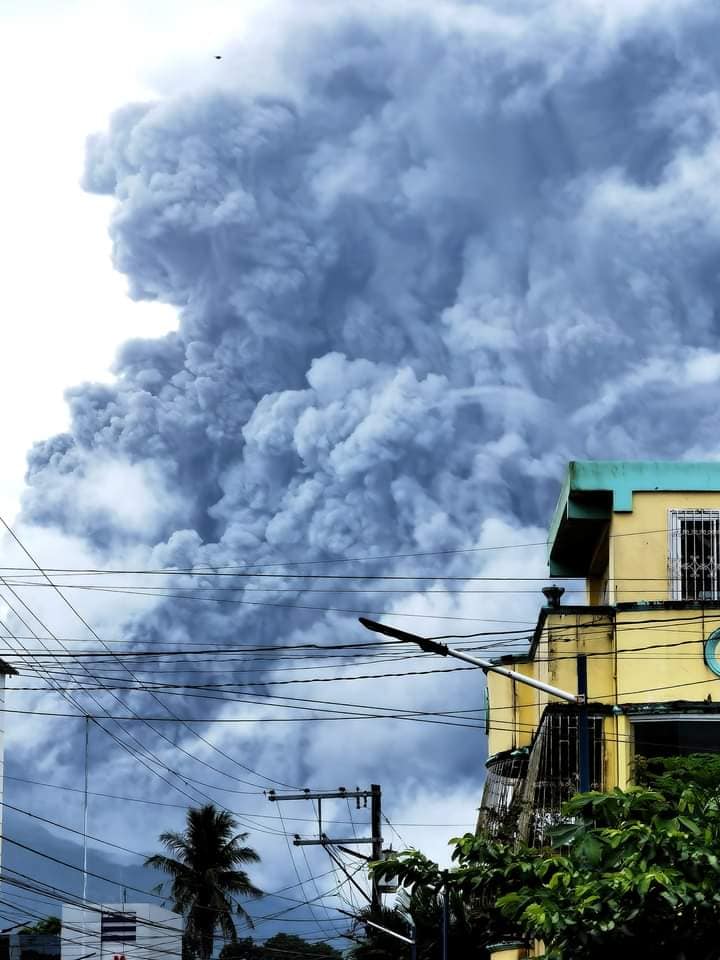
[668, 509, 720, 601]
[478, 707, 604, 847]
[527, 710, 603, 848]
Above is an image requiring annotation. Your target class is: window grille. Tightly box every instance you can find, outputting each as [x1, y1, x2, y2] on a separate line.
[668, 510, 720, 601]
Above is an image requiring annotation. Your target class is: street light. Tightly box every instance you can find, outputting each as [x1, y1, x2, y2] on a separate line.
[358, 617, 591, 793]
[336, 908, 416, 959]
[358, 617, 581, 704]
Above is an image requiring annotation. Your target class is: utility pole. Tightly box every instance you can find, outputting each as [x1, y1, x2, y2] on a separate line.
[268, 785, 384, 911]
[370, 784, 382, 911]
[577, 654, 590, 792]
[441, 870, 449, 960]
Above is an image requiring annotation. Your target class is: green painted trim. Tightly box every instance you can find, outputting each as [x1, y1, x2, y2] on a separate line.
[616, 599, 720, 612]
[487, 940, 528, 951]
[570, 461, 720, 508]
[489, 654, 532, 666]
[547, 467, 573, 557]
[485, 746, 529, 768]
[624, 701, 720, 715]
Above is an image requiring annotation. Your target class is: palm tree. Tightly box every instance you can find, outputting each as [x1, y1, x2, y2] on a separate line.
[145, 804, 262, 960]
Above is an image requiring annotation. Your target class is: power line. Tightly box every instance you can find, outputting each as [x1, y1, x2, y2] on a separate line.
[0, 524, 677, 578]
[0, 517, 298, 792]
[3, 773, 476, 826]
[0, 704, 486, 728]
[3, 581, 522, 622]
[0, 587, 226, 813]
[275, 802, 330, 941]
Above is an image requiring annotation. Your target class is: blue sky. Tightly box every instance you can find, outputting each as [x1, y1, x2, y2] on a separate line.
[4, 0, 720, 946]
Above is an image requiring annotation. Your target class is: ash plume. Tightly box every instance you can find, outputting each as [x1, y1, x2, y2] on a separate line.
[9, 0, 720, 898]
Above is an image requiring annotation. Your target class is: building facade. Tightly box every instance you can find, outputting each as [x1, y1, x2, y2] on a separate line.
[480, 462, 720, 958]
[60, 905, 182, 960]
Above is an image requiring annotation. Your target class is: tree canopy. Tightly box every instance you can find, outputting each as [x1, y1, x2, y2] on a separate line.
[373, 754, 720, 960]
[219, 933, 342, 959]
[19, 918, 61, 936]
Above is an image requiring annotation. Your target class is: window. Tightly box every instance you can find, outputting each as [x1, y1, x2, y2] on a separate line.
[633, 717, 720, 758]
[668, 509, 720, 600]
[100, 913, 136, 944]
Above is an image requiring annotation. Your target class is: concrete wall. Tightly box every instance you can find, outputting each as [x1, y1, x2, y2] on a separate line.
[486, 612, 614, 757]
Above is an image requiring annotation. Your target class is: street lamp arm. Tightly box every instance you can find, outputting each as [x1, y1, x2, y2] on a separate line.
[359, 617, 581, 704]
[335, 908, 416, 946]
[358, 617, 449, 655]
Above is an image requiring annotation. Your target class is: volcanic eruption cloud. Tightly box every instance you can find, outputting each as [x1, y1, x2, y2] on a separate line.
[11, 0, 720, 871]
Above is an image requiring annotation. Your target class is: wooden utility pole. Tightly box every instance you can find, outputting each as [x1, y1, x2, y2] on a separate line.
[370, 784, 382, 911]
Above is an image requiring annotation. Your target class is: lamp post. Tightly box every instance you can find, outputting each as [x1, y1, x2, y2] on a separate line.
[337, 908, 416, 956]
[358, 617, 591, 792]
[358, 618, 582, 704]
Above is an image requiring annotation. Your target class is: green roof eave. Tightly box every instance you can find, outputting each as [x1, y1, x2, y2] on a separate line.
[548, 460, 720, 574]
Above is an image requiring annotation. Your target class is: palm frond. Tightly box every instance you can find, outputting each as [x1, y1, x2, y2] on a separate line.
[146, 805, 261, 960]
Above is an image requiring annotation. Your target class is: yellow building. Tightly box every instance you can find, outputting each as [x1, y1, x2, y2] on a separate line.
[480, 461, 720, 959]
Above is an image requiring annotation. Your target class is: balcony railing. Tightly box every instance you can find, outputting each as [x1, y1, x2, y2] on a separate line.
[478, 705, 604, 846]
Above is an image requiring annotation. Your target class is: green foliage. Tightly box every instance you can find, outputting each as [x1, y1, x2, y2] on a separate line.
[219, 933, 342, 959]
[218, 938, 260, 960]
[634, 751, 720, 793]
[145, 804, 262, 960]
[497, 777, 720, 959]
[366, 853, 491, 959]
[374, 755, 720, 960]
[19, 918, 61, 936]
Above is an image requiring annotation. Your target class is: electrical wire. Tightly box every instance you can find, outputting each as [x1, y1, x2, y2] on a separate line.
[0, 523, 679, 578]
[2, 772, 477, 826]
[274, 802, 329, 941]
[0, 591, 223, 814]
[0, 516, 298, 792]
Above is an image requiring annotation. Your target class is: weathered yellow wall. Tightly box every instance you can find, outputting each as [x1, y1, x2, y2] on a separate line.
[488, 490, 720, 789]
[542, 612, 615, 705]
[486, 614, 615, 757]
[614, 608, 719, 702]
[488, 946, 528, 959]
[603, 712, 633, 789]
[488, 607, 720, 786]
[486, 670, 519, 755]
[610, 491, 720, 603]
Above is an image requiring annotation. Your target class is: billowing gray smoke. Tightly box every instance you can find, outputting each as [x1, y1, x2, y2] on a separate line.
[11, 0, 720, 904]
